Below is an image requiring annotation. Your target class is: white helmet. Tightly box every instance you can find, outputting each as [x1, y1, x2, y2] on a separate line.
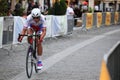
[31, 8, 41, 17]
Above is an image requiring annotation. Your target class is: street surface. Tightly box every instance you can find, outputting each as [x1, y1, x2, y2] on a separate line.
[0, 25, 120, 80]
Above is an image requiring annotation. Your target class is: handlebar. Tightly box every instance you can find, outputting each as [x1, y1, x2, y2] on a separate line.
[18, 33, 41, 42]
[19, 33, 41, 37]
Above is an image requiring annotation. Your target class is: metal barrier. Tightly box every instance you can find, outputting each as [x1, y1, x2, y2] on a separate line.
[105, 12, 111, 26]
[118, 12, 120, 23]
[107, 42, 120, 80]
[102, 12, 106, 26]
[2, 17, 14, 45]
[100, 41, 120, 80]
[96, 12, 102, 28]
[93, 13, 97, 28]
[111, 12, 115, 25]
[81, 13, 87, 30]
[0, 17, 3, 48]
[82, 12, 120, 30]
[67, 15, 74, 34]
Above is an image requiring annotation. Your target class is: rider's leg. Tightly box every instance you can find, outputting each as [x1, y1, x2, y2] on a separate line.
[27, 28, 33, 43]
[27, 28, 33, 34]
[37, 40, 43, 69]
[37, 39, 42, 60]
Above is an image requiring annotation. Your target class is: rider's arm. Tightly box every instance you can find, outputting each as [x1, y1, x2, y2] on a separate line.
[39, 14, 47, 42]
[18, 15, 31, 42]
[21, 27, 27, 35]
[18, 27, 27, 42]
[40, 27, 46, 42]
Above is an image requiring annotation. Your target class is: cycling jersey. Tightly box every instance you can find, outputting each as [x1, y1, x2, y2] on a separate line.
[24, 14, 46, 32]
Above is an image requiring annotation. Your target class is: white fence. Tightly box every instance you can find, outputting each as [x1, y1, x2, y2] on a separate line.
[0, 17, 3, 48]
[0, 15, 73, 48]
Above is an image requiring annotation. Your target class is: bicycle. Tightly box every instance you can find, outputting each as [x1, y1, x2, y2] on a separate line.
[18, 32, 40, 78]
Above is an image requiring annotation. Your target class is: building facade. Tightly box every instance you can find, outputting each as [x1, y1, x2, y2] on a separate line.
[65, 0, 120, 12]
[9, 0, 120, 12]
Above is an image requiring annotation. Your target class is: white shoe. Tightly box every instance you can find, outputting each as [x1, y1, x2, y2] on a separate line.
[37, 61, 43, 70]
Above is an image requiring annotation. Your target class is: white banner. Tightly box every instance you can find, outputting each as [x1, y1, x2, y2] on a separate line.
[13, 16, 27, 44]
[45, 15, 52, 38]
[13, 15, 68, 44]
[52, 15, 67, 37]
[0, 17, 3, 48]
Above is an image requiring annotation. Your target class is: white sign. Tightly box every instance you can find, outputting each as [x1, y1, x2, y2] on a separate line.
[0, 17, 3, 48]
[45, 15, 52, 38]
[13, 16, 27, 44]
[52, 15, 67, 37]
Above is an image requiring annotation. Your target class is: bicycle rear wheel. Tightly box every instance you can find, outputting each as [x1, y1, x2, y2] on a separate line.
[26, 46, 33, 78]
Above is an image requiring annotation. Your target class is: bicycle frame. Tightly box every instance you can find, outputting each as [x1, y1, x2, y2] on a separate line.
[19, 31, 40, 78]
[30, 32, 37, 59]
[19, 31, 40, 52]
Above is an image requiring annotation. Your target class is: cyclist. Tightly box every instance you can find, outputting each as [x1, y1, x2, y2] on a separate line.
[18, 8, 46, 70]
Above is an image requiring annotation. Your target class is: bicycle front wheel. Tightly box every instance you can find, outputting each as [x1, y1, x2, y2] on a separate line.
[26, 46, 33, 78]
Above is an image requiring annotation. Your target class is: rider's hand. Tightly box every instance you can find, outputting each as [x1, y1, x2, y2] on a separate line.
[18, 35, 23, 42]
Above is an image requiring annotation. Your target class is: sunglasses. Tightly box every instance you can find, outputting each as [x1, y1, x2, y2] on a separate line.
[33, 17, 40, 19]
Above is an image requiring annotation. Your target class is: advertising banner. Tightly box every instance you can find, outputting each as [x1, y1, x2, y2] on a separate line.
[105, 12, 111, 26]
[97, 12, 102, 28]
[45, 15, 52, 38]
[52, 15, 67, 37]
[13, 16, 27, 44]
[0, 17, 3, 48]
[2, 17, 14, 45]
[86, 13, 93, 29]
[114, 12, 119, 24]
[119, 12, 120, 23]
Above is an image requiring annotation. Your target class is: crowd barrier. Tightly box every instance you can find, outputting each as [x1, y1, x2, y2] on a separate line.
[0, 12, 120, 48]
[51, 15, 67, 37]
[82, 12, 120, 30]
[100, 41, 120, 80]
[3, 17, 14, 45]
[0, 17, 3, 48]
[67, 15, 74, 34]
[0, 15, 73, 48]
[97, 12, 102, 28]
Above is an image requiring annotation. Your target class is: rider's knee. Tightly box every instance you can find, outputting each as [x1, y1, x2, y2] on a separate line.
[27, 36, 33, 44]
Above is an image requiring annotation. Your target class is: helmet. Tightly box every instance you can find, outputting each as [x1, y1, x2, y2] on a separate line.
[31, 8, 41, 17]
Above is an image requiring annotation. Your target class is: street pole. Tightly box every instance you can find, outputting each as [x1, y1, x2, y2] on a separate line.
[11, 0, 16, 11]
[89, 0, 94, 12]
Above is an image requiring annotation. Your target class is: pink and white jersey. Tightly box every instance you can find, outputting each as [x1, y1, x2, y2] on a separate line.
[24, 14, 46, 32]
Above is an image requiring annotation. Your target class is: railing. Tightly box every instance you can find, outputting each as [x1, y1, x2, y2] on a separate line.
[100, 41, 120, 80]
[82, 12, 120, 30]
